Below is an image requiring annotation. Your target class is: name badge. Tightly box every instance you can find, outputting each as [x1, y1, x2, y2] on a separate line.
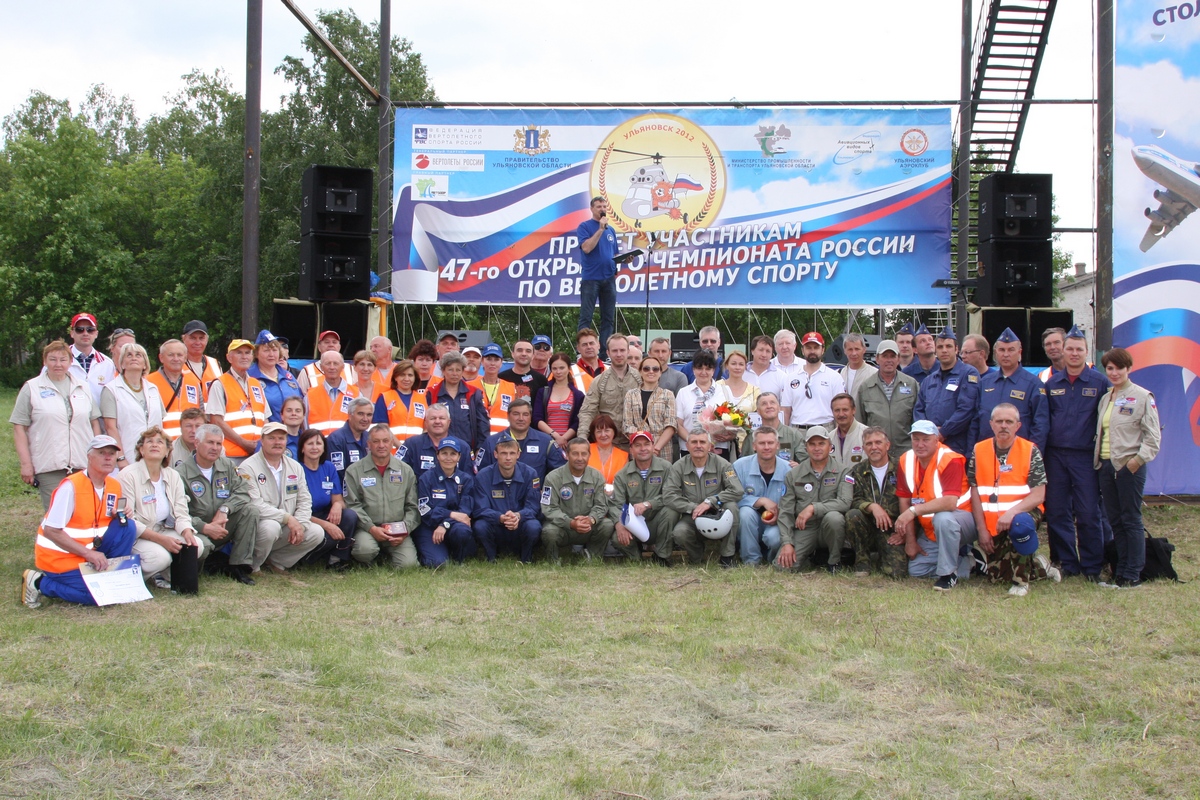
[39, 389, 57, 398]
[142, 494, 156, 504]
[285, 482, 298, 495]
[361, 476, 377, 487]
[526, 445, 539, 453]
[186, 384, 199, 404]
[1050, 388, 1066, 396]
[999, 463, 1014, 473]
[945, 383, 958, 392]
[432, 490, 447, 499]
[1118, 405, 1134, 415]
[1082, 388, 1098, 397]
[899, 386, 912, 395]
[349, 451, 361, 463]
[331, 451, 345, 469]
[501, 395, 512, 411]
[215, 489, 230, 499]
[648, 476, 662, 484]
[492, 489, 506, 499]
[389, 472, 403, 484]
[251, 385, 264, 403]
[321, 480, 334, 490]
[1010, 390, 1026, 400]
[340, 394, 352, 414]
[823, 476, 837, 486]
[704, 477, 719, 487]
[414, 403, 426, 418]
[420, 455, 435, 470]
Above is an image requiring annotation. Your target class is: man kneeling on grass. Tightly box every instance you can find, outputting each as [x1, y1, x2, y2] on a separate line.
[968, 403, 1061, 596]
[22, 436, 140, 608]
[540, 438, 612, 564]
[345, 424, 422, 568]
[609, 430, 677, 566]
[664, 427, 745, 567]
[893, 420, 977, 591]
[844, 426, 908, 577]
[775, 426, 853, 573]
[470, 434, 543, 563]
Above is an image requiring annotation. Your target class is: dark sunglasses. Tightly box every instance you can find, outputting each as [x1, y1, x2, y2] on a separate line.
[533, 344, 551, 350]
[74, 326, 97, 333]
[641, 366, 661, 373]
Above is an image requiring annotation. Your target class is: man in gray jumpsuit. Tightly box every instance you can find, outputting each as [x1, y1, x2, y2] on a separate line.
[540, 438, 613, 564]
[177, 424, 259, 584]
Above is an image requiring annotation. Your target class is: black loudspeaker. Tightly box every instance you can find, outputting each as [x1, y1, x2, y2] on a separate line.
[323, 301, 375, 357]
[827, 334, 883, 365]
[977, 173, 1053, 240]
[435, 330, 493, 350]
[976, 307, 1030, 357]
[975, 239, 1054, 308]
[271, 301, 319, 358]
[299, 165, 374, 302]
[302, 166, 374, 235]
[1028, 308, 1074, 368]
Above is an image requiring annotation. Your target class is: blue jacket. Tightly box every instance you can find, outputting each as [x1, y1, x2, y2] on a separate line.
[972, 366, 1049, 452]
[733, 454, 791, 511]
[398, 433, 475, 476]
[475, 428, 565, 478]
[325, 423, 369, 482]
[1045, 367, 1111, 451]
[913, 359, 981, 456]
[902, 358, 936, 386]
[248, 364, 302, 424]
[425, 381, 490, 453]
[416, 467, 475, 531]
[469, 462, 542, 526]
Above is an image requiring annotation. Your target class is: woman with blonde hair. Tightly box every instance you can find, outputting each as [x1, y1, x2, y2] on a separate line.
[100, 342, 164, 466]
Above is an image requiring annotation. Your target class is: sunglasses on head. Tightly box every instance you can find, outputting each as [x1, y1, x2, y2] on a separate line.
[74, 326, 97, 334]
[111, 328, 135, 337]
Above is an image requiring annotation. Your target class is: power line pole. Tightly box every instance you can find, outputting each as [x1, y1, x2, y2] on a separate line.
[378, 0, 392, 290]
[243, 0, 263, 337]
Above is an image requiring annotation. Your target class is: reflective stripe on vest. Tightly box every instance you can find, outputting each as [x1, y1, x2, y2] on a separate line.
[900, 444, 970, 539]
[35, 472, 121, 573]
[973, 436, 1040, 532]
[570, 364, 593, 393]
[381, 390, 426, 443]
[216, 373, 266, 457]
[308, 379, 358, 435]
[304, 362, 356, 390]
[478, 380, 515, 434]
[146, 370, 204, 440]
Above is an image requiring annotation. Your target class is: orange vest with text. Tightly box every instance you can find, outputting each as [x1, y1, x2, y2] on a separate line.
[35, 471, 122, 573]
[187, 355, 223, 401]
[900, 444, 970, 540]
[307, 378, 360, 436]
[146, 369, 205, 440]
[378, 389, 427, 444]
[214, 373, 267, 457]
[470, 378, 517, 434]
[973, 436, 1041, 536]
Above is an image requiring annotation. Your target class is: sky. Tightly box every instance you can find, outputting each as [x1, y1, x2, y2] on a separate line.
[1, 0, 1097, 269]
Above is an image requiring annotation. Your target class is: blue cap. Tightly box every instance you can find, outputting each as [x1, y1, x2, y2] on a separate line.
[996, 327, 1021, 343]
[496, 431, 515, 445]
[915, 323, 931, 337]
[532, 334, 552, 348]
[898, 322, 915, 336]
[1066, 324, 1086, 340]
[254, 329, 288, 347]
[436, 438, 463, 454]
[936, 325, 957, 341]
[1008, 514, 1040, 556]
[482, 343, 504, 358]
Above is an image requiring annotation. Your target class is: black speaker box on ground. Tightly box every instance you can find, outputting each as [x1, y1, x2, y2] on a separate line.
[975, 238, 1054, 308]
[320, 301, 373, 357]
[271, 301, 319, 358]
[1028, 308, 1075, 367]
[977, 173, 1053, 240]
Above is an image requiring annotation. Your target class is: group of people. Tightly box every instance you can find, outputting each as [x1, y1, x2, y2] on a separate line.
[16, 311, 1160, 609]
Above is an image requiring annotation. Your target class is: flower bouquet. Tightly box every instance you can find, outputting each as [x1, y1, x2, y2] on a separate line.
[699, 401, 750, 438]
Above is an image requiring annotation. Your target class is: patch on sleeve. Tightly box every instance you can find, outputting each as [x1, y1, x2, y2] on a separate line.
[418, 497, 431, 515]
[844, 474, 855, 484]
[967, 374, 978, 383]
[540, 486, 553, 505]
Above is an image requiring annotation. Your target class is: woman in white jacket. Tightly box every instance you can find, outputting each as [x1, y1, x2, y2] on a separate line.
[118, 426, 204, 587]
[101, 343, 164, 467]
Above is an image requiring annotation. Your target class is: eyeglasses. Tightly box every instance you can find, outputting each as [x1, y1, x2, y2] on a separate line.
[641, 366, 661, 373]
[533, 344, 551, 350]
[74, 326, 97, 334]
[960, 349, 981, 357]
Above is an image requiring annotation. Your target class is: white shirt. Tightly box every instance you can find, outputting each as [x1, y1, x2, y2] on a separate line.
[781, 363, 845, 427]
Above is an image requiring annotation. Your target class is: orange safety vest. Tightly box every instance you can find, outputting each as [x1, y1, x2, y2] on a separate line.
[378, 389, 427, 443]
[973, 436, 1042, 535]
[302, 361, 356, 392]
[185, 355, 223, 401]
[588, 446, 628, 488]
[214, 372, 267, 457]
[900, 444, 970, 540]
[35, 471, 122, 573]
[145, 369, 205, 440]
[307, 378, 360, 436]
[471, 378, 517, 434]
[570, 362, 598, 393]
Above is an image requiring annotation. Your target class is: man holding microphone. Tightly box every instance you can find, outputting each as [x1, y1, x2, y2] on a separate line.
[576, 196, 620, 361]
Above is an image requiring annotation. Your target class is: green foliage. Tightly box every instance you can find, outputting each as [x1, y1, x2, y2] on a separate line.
[0, 11, 435, 380]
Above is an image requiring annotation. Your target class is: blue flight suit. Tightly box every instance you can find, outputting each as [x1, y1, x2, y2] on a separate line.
[398, 434, 475, 477]
[1044, 366, 1111, 576]
[475, 428, 565, 479]
[325, 422, 368, 484]
[971, 366, 1049, 453]
[469, 462, 542, 562]
[913, 360, 980, 456]
[416, 467, 477, 565]
[424, 382, 490, 457]
[902, 358, 935, 385]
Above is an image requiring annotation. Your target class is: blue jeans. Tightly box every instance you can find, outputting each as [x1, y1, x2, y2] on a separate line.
[578, 277, 616, 359]
[737, 506, 781, 565]
[1099, 460, 1148, 581]
[39, 517, 139, 606]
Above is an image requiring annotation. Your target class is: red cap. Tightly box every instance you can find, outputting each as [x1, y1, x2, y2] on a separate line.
[318, 330, 340, 342]
[629, 431, 654, 445]
[801, 331, 824, 346]
[71, 313, 98, 328]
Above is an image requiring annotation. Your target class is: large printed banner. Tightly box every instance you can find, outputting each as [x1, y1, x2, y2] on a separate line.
[1114, 2, 1200, 494]
[392, 108, 952, 308]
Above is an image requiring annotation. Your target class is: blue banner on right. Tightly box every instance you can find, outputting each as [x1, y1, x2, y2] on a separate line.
[1114, 1, 1200, 495]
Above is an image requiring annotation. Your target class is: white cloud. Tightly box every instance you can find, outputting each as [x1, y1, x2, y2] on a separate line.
[1115, 60, 1200, 148]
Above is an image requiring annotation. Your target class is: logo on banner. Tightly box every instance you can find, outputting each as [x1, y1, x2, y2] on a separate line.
[833, 131, 880, 164]
[414, 127, 428, 144]
[514, 125, 552, 156]
[754, 124, 791, 157]
[591, 113, 726, 244]
[413, 174, 449, 200]
[900, 128, 930, 157]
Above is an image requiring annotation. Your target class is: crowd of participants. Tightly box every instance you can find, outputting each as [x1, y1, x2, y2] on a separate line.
[16, 312, 1161, 608]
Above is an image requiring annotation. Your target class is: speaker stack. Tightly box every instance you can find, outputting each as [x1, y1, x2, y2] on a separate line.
[298, 165, 374, 302]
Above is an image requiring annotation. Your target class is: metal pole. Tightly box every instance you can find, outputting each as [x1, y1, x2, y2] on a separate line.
[954, 0, 972, 339]
[377, 0, 392, 289]
[243, 0, 262, 337]
[279, 0, 381, 104]
[1095, 0, 1114, 352]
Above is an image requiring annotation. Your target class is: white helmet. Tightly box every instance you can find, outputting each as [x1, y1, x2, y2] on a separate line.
[695, 507, 734, 540]
[621, 504, 650, 543]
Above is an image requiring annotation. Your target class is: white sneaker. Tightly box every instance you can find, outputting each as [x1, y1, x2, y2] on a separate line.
[1008, 582, 1029, 597]
[21, 569, 43, 609]
[1035, 554, 1062, 583]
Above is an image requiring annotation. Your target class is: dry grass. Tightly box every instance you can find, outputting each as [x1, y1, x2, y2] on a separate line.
[0, 385, 1197, 798]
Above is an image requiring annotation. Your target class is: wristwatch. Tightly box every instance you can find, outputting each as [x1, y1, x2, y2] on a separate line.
[218, 505, 230, 515]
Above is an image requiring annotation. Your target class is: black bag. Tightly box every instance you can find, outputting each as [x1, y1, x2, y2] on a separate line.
[1104, 536, 1179, 582]
[170, 544, 200, 594]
